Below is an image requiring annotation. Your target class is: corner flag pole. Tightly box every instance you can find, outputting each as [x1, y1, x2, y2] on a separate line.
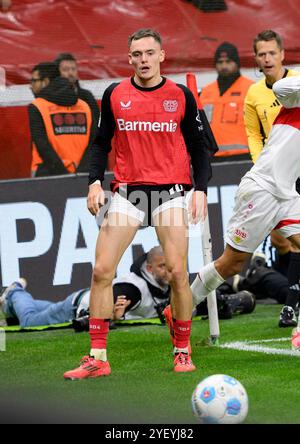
[186, 72, 220, 344]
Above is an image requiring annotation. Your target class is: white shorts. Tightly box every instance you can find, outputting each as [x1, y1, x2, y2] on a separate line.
[225, 178, 300, 253]
[107, 191, 186, 225]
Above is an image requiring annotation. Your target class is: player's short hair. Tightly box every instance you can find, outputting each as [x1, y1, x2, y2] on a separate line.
[128, 28, 162, 48]
[54, 52, 77, 67]
[253, 30, 283, 54]
[31, 62, 59, 81]
[147, 246, 164, 264]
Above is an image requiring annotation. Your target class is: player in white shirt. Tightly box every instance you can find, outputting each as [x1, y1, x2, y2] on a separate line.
[191, 75, 300, 349]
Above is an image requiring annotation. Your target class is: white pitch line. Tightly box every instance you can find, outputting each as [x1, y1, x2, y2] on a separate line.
[246, 337, 290, 344]
[220, 341, 300, 357]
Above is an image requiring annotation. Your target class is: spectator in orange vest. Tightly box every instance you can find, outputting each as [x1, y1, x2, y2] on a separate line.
[54, 53, 100, 148]
[200, 42, 254, 161]
[29, 62, 92, 176]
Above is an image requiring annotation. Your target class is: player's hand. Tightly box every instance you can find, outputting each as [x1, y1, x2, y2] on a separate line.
[87, 182, 105, 215]
[188, 190, 207, 224]
[113, 296, 131, 320]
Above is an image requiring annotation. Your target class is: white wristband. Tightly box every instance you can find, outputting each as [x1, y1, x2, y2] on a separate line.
[90, 180, 101, 186]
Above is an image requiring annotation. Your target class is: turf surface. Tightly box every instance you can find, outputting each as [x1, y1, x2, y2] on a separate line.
[0, 304, 299, 424]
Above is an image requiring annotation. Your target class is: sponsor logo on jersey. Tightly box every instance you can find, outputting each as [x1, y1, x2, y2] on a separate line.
[120, 100, 132, 110]
[163, 100, 178, 112]
[233, 228, 248, 243]
[117, 118, 178, 132]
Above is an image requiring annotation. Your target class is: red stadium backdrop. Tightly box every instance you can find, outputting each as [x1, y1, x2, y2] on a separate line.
[1, 0, 300, 85]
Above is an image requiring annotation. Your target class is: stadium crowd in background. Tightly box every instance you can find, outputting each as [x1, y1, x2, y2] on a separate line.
[192, 74, 300, 350]
[29, 62, 93, 176]
[200, 42, 253, 161]
[63, 27, 214, 380]
[244, 30, 300, 326]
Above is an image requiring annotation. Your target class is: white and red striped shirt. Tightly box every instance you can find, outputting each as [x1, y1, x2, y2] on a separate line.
[246, 75, 300, 199]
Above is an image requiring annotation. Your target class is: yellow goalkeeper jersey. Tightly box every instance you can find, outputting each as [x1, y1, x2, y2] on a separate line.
[244, 68, 300, 163]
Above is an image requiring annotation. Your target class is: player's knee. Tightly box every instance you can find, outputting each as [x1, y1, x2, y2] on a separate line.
[92, 263, 115, 286]
[168, 265, 188, 290]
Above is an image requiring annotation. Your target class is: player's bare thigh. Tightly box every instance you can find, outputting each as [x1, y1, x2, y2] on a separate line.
[153, 206, 189, 270]
[271, 230, 292, 255]
[94, 212, 141, 273]
[288, 233, 300, 251]
[89, 213, 141, 317]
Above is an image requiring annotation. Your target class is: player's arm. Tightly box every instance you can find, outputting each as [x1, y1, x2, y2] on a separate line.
[28, 104, 68, 174]
[179, 86, 210, 223]
[273, 75, 300, 108]
[76, 91, 101, 173]
[82, 89, 100, 143]
[76, 107, 94, 173]
[87, 83, 117, 215]
[244, 90, 264, 163]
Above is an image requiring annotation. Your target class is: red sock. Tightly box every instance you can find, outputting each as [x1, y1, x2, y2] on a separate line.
[173, 319, 192, 349]
[89, 318, 110, 349]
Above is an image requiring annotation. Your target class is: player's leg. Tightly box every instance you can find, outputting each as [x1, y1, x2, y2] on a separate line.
[276, 198, 300, 329]
[154, 206, 195, 372]
[191, 178, 278, 307]
[64, 214, 140, 380]
[89, 213, 140, 344]
[270, 230, 291, 277]
[278, 239, 300, 327]
[64, 195, 143, 380]
[287, 233, 300, 348]
[275, 196, 300, 345]
[191, 244, 251, 307]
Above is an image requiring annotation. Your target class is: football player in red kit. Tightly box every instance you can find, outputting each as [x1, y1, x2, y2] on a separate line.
[64, 28, 212, 379]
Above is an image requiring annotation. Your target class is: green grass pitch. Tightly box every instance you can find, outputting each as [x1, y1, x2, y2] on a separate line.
[0, 304, 299, 424]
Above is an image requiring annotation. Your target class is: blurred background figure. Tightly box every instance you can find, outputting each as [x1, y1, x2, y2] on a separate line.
[232, 252, 299, 327]
[29, 62, 93, 176]
[244, 30, 300, 326]
[244, 30, 299, 164]
[54, 53, 99, 145]
[200, 42, 253, 161]
[1, 0, 11, 11]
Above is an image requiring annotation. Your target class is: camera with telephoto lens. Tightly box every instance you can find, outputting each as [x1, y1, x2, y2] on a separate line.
[72, 309, 89, 332]
[155, 301, 169, 324]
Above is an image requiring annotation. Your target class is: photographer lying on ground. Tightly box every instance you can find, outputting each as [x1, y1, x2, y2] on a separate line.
[0, 246, 256, 332]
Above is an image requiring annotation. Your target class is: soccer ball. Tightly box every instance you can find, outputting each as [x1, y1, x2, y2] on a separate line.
[191, 374, 248, 424]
